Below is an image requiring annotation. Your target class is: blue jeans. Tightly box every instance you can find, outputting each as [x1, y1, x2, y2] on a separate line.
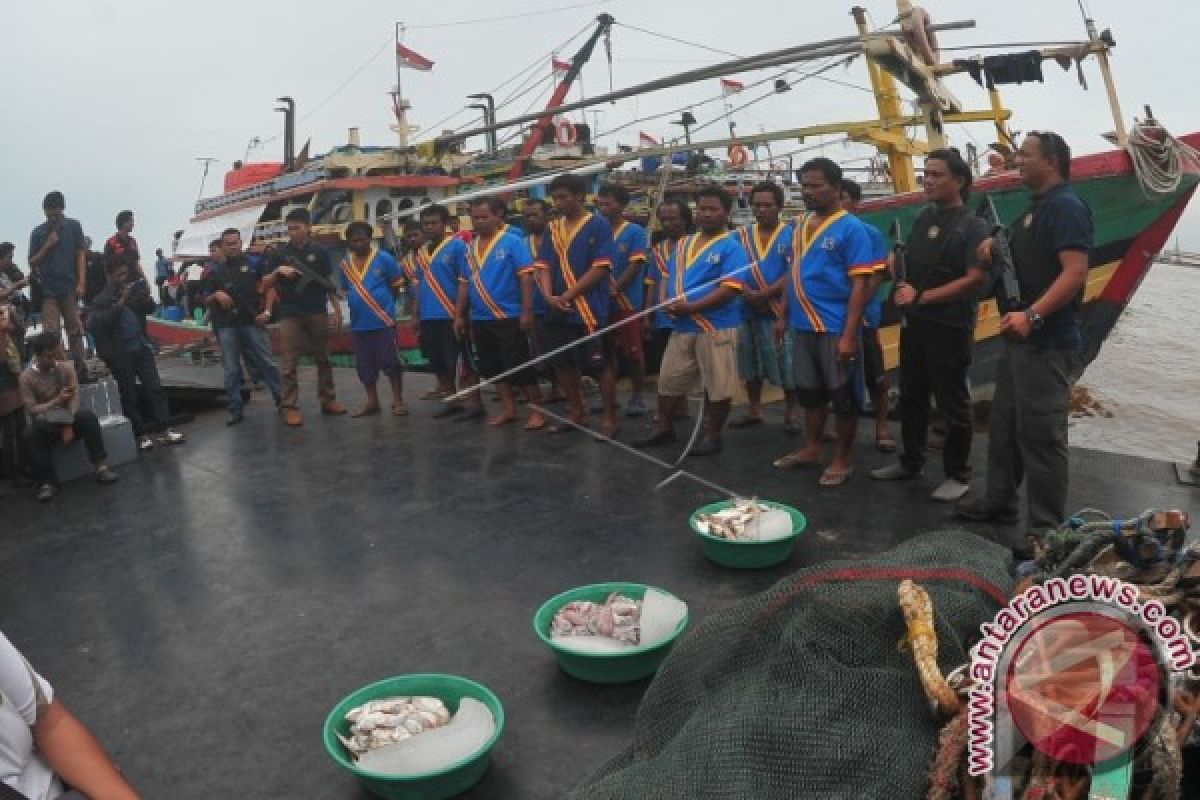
[216, 325, 281, 416]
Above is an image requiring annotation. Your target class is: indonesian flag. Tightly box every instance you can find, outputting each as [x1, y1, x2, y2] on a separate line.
[639, 132, 660, 147]
[720, 77, 745, 96]
[397, 43, 434, 71]
[552, 56, 572, 78]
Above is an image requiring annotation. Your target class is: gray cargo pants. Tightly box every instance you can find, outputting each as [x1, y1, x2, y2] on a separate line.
[983, 338, 1079, 531]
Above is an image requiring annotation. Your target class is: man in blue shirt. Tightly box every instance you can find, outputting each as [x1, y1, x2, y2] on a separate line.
[635, 187, 747, 456]
[731, 182, 799, 433]
[958, 131, 1093, 538]
[454, 197, 546, 430]
[596, 184, 651, 417]
[339, 221, 407, 418]
[840, 179, 896, 455]
[154, 248, 172, 288]
[27, 191, 90, 382]
[774, 158, 884, 485]
[415, 204, 482, 419]
[535, 173, 619, 437]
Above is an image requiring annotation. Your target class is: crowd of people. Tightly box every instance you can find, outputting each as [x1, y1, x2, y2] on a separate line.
[1, 132, 1092, 538]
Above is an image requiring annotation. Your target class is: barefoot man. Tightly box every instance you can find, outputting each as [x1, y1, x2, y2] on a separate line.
[339, 221, 407, 417]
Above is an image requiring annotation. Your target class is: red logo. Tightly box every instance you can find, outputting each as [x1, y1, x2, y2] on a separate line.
[1004, 611, 1162, 765]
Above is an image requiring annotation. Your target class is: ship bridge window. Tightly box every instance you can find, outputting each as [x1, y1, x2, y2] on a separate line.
[376, 199, 392, 221]
[312, 191, 352, 225]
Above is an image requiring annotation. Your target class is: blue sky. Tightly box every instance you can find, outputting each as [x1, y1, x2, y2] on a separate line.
[2, 0, 1197, 257]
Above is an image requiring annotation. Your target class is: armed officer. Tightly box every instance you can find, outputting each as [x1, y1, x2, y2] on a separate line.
[871, 148, 990, 502]
[263, 208, 346, 426]
[957, 131, 1093, 541]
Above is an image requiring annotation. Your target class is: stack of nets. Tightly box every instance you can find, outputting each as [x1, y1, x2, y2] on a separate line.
[568, 531, 1013, 800]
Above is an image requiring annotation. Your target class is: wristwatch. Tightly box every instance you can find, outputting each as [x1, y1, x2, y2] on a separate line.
[1024, 308, 1045, 330]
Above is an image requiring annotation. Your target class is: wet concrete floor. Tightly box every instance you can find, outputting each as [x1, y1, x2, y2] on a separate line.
[1, 368, 1196, 799]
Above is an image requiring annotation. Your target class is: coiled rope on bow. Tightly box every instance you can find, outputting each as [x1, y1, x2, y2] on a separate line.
[1126, 123, 1200, 197]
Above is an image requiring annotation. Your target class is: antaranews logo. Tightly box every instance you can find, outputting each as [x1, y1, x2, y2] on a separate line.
[967, 574, 1195, 775]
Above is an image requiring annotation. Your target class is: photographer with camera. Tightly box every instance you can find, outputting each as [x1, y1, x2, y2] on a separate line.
[19, 332, 119, 502]
[88, 261, 185, 451]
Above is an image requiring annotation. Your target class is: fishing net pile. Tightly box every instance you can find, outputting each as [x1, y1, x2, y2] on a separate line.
[567, 531, 1013, 800]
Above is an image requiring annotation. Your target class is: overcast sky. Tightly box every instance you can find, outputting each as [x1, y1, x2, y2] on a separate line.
[2, 0, 1198, 261]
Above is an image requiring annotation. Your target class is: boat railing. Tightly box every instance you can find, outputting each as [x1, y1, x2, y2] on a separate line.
[194, 167, 329, 215]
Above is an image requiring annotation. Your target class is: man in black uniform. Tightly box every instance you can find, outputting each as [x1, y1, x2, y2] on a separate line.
[203, 228, 282, 425]
[871, 148, 990, 502]
[262, 209, 345, 426]
[957, 131, 1092, 536]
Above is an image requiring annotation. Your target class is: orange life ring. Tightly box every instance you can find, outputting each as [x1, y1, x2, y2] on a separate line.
[728, 144, 749, 168]
[906, 6, 940, 67]
[554, 118, 577, 146]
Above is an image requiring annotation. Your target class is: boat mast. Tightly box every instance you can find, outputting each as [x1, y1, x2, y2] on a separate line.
[1083, 13, 1128, 147]
[851, 5, 917, 192]
[393, 22, 413, 149]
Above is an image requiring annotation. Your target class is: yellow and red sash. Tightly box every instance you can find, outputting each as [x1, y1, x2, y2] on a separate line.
[790, 210, 846, 333]
[672, 232, 728, 333]
[417, 237, 458, 317]
[549, 213, 600, 331]
[467, 231, 508, 319]
[341, 247, 395, 328]
[738, 223, 788, 319]
[607, 220, 636, 313]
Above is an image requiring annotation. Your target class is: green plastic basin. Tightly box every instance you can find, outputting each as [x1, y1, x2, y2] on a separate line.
[533, 583, 689, 684]
[689, 500, 807, 569]
[322, 674, 504, 800]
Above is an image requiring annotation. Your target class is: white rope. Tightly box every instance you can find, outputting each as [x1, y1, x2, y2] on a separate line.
[1126, 124, 1200, 198]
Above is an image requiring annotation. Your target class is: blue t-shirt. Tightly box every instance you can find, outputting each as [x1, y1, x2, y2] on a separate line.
[608, 221, 649, 314]
[338, 248, 403, 332]
[665, 232, 747, 334]
[462, 230, 534, 321]
[788, 211, 884, 335]
[735, 222, 793, 322]
[535, 212, 614, 332]
[415, 236, 469, 322]
[155, 255, 172, 281]
[860, 220, 889, 329]
[648, 240, 675, 331]
[525, 232, 548, 316]
[28, 217, 86, 296]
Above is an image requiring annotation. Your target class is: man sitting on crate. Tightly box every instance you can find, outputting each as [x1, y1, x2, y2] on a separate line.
[19, 331, 120, 502]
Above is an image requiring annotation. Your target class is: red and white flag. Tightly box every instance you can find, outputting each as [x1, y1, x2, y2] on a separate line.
[639, 132, 660, 147]
[552, 56, 572, 78]
[397, 43, 434, 71]
[720, 77, 745, 96]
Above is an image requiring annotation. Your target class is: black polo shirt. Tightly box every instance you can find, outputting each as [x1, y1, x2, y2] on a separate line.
[203, 255, 265, 329]
[266, 241, 334, 318]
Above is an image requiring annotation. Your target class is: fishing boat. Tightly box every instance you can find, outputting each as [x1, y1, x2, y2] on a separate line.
[410, 1, 1199, 392]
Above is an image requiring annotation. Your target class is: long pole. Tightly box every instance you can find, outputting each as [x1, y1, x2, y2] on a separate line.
[394, 22, 410, 148]
[437, 19, 974, 146]
[1085, 16, 1128, 148]
[195, 157, 217, 202]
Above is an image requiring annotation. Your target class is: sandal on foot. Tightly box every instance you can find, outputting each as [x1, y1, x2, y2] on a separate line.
[818, 466, 854, 487]
[729, 415, 763, 429]
[773, 451, 820, 469]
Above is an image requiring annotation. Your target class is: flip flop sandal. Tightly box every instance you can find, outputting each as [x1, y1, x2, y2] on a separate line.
[729, 416, 764, 429]
[783, 420, 804, 435]
[819, 466, 855, 487]
[876, 435, 898, 453]
[773, 451, 820, 469]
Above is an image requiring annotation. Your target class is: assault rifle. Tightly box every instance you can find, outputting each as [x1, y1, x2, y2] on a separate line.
[978, 194, 1023, 312]
[279, 252, 336, 293]
[890, 218, 908, 326]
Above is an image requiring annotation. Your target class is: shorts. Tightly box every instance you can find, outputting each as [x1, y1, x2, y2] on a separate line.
[472, 319, 535, 386]
[736, 318, 795, 389]
[541, 315, 610, 378]
[658, 328, 739, 403]
[607, 309, 644, 362]
[793, 329, 859, 415]
[861, 325, 886, 390]
[352, 328, 403, 385]
[420, 318, 465, 378]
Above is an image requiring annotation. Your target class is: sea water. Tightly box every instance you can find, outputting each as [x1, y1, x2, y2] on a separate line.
[1070, 263, 1200, 464]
